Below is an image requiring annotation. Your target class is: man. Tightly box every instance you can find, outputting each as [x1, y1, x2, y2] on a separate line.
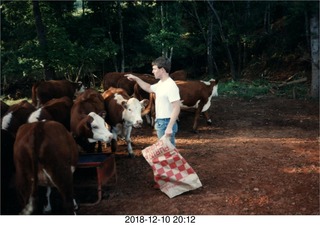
[125, 57, 180, 146]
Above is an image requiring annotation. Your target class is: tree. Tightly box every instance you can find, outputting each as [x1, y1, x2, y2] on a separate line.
[310, 13, 319, 98]
[32, 0, 55, 80]
[117, 0, 125, 72]
[207, 0, 237, 80]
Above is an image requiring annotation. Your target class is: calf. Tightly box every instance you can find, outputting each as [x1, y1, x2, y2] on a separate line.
[32, 80, 85, 108]
[28, 96, 73, 130]
[176, 79, 219, 133]
[70, 89, 113, 153]
[14, 121, 78, 215]
[1, 100, 36, 137]
[102, 87, 149, 157]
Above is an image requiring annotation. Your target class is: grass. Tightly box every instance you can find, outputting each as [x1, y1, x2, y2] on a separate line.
[218, 79, 310, 99]
[218, 79, 272, 99]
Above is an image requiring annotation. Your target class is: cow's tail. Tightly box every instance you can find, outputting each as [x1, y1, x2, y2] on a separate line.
[20, 123, 44, 215]
[30, 123, 45, 213]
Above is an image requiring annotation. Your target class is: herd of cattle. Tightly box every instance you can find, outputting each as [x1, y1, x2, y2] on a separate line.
[0, 70, 218, 215]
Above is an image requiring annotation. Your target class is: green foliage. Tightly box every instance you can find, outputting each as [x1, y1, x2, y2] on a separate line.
[0, 0, 317, 96]
[219, 79, 310, 100]
[219, 80, 272, 99]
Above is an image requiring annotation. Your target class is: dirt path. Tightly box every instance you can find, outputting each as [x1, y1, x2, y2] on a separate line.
[76, 97, 319, 215]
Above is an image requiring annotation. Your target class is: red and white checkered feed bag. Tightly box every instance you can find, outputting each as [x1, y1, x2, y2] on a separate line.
[142, 136, 202, 198]
[152, 151, 196, 185]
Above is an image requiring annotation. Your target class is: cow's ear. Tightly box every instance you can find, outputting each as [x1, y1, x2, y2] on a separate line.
[140, 99, 149, 108]
[99, 111, 106, 119]
[121, 100, 128, 109]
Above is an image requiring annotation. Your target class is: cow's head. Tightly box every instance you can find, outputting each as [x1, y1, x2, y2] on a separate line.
[87, 112, 113, 143]
[114, 94, 149, 128]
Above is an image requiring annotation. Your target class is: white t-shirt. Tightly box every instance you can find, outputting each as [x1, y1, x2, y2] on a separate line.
[150, 77, 180, 119]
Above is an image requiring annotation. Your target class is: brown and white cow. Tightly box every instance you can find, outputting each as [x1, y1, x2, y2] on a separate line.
[131, 71, 186, 126]
[32, 80, 85, 108]
[176, 79, 219, 133]
[132, 75, 157, 126]
[28, 96, 73, 130]
[102, 87, 149, 157]
[14, 121, 78, 215]
[1, 100, 36, 137]
[70, 88, 113, 153]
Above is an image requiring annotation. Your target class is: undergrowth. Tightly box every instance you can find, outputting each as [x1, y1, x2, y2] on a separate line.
[218, 79, 310, 99]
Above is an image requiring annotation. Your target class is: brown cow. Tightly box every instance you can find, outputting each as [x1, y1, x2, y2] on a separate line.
[1, 129, 16, 215]
[170, 70, 188, 81]
[102, 87, 149, 157]
[28, 96, 73, 130]
[70, 88, 113, 153]
[32, 80, 85, 108]
[102, 72, 153, 96]
[176, 79, 219, 133]
[1, 100, 10, 117]
[102, 70, 185, 94]
[1, 100, 36, 137]
[14, 121, 78, 214]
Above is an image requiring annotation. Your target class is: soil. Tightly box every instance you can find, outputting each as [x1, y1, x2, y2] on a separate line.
[76, 96, 319, 215]
[2, 96, 319, 216]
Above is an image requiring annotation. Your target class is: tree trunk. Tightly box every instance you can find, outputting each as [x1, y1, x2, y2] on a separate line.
[117, 0, 125, 72]
[310, 15, 319, 98]
[207, 1, 237, 80]
[207, 5, 214, 77]
[32, 0, 55, 80]
[264, 3, 271, 34]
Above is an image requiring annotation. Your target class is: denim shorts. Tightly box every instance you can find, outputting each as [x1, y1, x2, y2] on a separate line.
[154, 118, 178, 146]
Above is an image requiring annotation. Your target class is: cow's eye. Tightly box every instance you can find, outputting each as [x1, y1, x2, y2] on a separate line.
[92, 125, 98, 129]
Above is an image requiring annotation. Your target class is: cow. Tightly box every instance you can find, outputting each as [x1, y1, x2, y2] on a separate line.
[102, 72, 153, 96]
[14, 121, 78, 215]
[28, 96, 73, 130]
[32, 80, 85, 108]
[1, 129, 16, 215]
[175, 79, 219, 133]
[102, 72, 125, 91]
[70, 88, 113, 153]
[131, 71, 186, 126]
[170, 70, 188, 81]
[1, 100, 36, 137]
[133, 75, 157, 126]
[102, 87, 149, 157]
[1, 100, 10, 117]
[102, 71, 185, 95]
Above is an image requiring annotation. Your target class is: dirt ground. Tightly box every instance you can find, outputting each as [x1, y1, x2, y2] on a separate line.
[2, 96, 319, 216]
[74, 96, 319, 215]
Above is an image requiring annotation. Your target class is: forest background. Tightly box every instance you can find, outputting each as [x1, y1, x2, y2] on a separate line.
[1, 0, 319, 99]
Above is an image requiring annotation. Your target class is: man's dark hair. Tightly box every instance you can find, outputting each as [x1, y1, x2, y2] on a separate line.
[152, 57, 171, 73]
